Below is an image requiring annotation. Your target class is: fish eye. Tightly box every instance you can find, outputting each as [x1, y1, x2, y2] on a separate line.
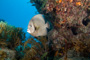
[30, 25, 32, 27]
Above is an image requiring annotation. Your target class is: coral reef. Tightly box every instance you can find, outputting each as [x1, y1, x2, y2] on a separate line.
[0, 0, 90, 60]
[29, 0, 90, 60]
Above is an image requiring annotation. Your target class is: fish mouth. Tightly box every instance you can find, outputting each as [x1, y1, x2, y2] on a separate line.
[27, 29, 31, 33]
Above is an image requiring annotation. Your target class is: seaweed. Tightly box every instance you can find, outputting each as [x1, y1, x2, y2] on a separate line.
[30, 0, 48, 13]
[0, 21, 25, 60]
[23, 37, 49, 60]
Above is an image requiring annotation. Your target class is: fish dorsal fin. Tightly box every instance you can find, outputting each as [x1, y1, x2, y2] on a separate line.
[32, 14, 45, 23]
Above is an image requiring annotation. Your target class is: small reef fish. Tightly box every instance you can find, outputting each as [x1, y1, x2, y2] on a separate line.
[27, 14, 49, 37]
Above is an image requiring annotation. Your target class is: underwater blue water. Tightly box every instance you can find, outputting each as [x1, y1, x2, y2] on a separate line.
[0, 0, 38, 38]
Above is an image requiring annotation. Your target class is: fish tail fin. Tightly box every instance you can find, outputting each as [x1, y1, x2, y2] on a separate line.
[46, 22, 50, 28]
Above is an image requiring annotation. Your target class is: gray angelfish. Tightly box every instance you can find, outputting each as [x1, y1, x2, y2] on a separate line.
[27, 14, 49, 37]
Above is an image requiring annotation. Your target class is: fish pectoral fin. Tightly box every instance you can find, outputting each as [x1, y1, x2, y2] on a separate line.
[35, 26, 40, 30]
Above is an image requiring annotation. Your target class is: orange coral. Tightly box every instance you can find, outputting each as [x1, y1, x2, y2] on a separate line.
[56, 0, 62, 3]
[54, 51, 58, 56]
[54, 23, 61, 28]
[60, 20, 66, 24]
[76, 2, 82, 6]
[69, 0, 73, 3]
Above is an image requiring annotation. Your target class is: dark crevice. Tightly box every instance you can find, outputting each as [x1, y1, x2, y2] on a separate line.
[82, 6, 90, 26]
[53, 8, 56, 13]
[82, 17, 90, 26]
[71, 27, 78, 35]
[87, 6, 90, 15]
